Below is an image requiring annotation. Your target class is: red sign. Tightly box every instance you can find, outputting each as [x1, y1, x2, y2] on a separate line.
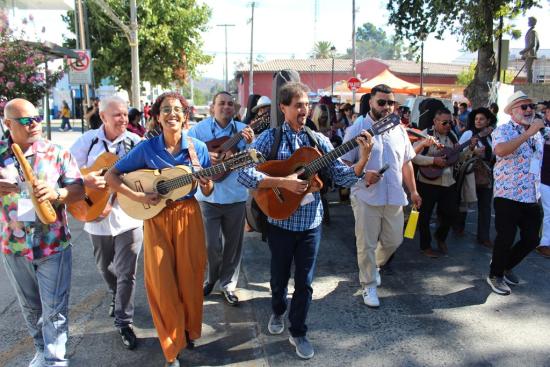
[69, 50, 90, 71]
[347, 77, 361, 90]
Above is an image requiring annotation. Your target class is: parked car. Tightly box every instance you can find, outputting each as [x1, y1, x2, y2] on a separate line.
[192, 105, 211, 121]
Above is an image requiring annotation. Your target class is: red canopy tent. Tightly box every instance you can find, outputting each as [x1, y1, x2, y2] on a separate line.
[356, 69, 420, 94]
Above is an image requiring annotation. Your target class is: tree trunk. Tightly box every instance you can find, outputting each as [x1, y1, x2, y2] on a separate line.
[464, 0, 496, 108]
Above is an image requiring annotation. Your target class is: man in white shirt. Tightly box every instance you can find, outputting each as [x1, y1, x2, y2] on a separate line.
[342, 84, 421, 308]
[70, 96, 143, 349]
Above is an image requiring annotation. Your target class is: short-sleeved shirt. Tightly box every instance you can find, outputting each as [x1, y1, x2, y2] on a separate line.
[70, 126, 143, 236]
[341, 113, 415, 206]
[114, 132, 211, 201]
[238, 122, 360, 232]
[188, 118, 249, 204]
[0, 138, 83, 261]
[492, 120, 544, 203]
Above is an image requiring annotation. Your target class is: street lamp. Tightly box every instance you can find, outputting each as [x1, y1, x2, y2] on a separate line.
[330, 46, 336, 96]
[419, 33, 427, 96]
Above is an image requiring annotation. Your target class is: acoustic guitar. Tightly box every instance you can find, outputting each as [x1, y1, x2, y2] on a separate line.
[118, 149, 264, 220]
[253, 114, 401, 220]
[67, 128, 161, 222]
[205, 112, 271, 182]
[418, 129, 491, 180]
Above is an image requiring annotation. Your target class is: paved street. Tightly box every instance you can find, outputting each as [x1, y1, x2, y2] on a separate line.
[1, 127, 550, 366]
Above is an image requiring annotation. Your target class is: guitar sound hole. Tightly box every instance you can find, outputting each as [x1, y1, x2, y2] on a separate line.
[156, 180, 169, 195]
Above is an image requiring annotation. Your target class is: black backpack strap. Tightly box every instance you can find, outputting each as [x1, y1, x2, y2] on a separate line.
[303, 126, 326, 154]
[268, 127, 283, 160]
[123, 136, 135, 154]
[86, 137, 99, 157]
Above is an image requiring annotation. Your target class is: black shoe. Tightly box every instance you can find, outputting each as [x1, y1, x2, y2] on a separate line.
[108, 296, 115, 317]
[203, 283, 214, 297]
[222, 290, 239, 306]
[185, 331, 194, 350]
[119, 326, 137, 350]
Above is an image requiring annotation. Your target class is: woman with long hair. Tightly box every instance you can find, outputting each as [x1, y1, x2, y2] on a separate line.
[106, 92, 213, 367]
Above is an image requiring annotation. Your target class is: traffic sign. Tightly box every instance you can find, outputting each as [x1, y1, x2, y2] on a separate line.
[347, 77, 361, 91]
[69, 50, 92, 85]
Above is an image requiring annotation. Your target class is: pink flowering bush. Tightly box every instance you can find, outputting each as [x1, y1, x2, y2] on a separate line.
[0, 10, 64, 116]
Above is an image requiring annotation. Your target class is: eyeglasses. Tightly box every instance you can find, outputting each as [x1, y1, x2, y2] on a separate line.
[160, 106, 188, 114]
[8, 116, 43, 126]
[519, 103, 536, 111]
[440, 120, 453, 126]
[376, 99, 396, 107]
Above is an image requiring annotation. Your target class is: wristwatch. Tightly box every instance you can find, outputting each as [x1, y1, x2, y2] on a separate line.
[55, 188, 61, 202]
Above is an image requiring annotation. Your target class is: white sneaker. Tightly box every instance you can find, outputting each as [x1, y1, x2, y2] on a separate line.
[376, 268, 381, 287]
[362, 287, 380, 308]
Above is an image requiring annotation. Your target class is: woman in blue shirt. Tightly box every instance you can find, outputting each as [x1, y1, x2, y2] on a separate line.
[106, 92, 213, 367]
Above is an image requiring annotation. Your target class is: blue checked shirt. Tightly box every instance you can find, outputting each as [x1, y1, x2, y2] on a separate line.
[238, 122, 361, 232]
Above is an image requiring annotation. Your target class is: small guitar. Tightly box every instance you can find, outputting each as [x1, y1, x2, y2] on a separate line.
[67, 128, 161, 222]
[118, 149, 265, 220]
[205, 112, 271, 182]
[253, 114, 401, 220]
[418, 129, 491, 180]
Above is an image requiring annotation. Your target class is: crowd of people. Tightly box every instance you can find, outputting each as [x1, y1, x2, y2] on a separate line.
[1, 82, 549, 366]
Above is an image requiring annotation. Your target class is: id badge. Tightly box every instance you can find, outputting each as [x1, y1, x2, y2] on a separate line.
[17, 198, 36, 222]
[300, 193, 315, 206]
[529, 158, 541, 174]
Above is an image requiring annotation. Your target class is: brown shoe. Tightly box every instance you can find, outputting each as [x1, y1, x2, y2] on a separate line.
[437, 240, 448, 255]
[535, 246, 550, 258]
[477, 239, 494, 249]
[421, 248, 440, 258]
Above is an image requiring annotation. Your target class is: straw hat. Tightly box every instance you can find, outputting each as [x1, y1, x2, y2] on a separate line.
[504, 91, 533, 115]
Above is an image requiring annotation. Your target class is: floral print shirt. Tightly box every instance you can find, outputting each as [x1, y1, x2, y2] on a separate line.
[492, 120, 544, 203]
[0, 138, 83, 261]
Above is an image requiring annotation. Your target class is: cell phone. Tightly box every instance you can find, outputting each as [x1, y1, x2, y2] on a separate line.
[377, 163, 390, 175]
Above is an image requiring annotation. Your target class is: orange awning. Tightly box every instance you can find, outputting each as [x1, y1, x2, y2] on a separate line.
[356, 69, 420, 94]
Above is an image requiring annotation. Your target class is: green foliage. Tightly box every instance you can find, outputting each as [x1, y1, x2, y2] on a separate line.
[345, 23, 412, 60]
[62, 0, 212, 93]
[312, 41, 335, 59]
[0, 10, 64, 115]
[456, 61, 514, 85]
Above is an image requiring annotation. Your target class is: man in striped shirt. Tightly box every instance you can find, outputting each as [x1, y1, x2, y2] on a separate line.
[238, 82, 372, 360]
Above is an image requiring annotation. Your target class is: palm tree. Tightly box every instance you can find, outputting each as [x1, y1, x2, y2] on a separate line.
[313, 41, 335, 59]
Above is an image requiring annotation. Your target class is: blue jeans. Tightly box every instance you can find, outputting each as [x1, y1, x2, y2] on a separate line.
[2, 247, 72, 366]
[267, 223, 321, 337]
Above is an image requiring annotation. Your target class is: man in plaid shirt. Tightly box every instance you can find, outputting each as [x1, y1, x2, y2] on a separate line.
[238, 82, 372, 360]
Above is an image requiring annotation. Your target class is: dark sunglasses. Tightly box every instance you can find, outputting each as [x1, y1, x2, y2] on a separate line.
[519, 103, 536, 111]
[9, 116, 43, 126]
[440, 120, 453, 126]
[376, 99, 396, 107]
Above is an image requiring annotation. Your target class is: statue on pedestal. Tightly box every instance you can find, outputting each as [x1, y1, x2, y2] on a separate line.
[519, 17, 540, 83]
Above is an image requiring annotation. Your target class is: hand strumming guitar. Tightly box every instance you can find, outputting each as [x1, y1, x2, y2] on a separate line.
[282, 169, 309, 195]
[84, 169, 107, 190]
[433, 156, 447, 167]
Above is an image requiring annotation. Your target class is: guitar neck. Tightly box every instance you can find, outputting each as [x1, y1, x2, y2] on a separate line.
[303, 130, 371, 177]
[219, 131, 243, 152]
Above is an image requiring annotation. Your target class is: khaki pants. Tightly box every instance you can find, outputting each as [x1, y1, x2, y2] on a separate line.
[143, 199, 206, 362]
[351, 196, 403, 287]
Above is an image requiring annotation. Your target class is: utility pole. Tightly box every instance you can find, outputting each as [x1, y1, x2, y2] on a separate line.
[496, 16, 503, 82]
[91, 0, 141, 107]
[248, 2, 255, 95]
[351, 0, 357, 105]
[217, 24, 235, 91]
[75, 0, 90, 109]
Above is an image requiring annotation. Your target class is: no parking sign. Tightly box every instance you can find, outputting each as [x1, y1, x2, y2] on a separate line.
[68, 50, 92, 85]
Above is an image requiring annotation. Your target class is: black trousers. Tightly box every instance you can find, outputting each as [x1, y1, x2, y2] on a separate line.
[417, 182, 458, 250]
[455, 187, 493, 242]
[490, 197, 542, 277]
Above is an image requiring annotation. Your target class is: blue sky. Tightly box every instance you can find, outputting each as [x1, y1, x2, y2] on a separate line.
[6, 0, 550, 80]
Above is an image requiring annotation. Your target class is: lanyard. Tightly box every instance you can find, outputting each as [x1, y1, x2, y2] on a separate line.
[211, 119, 236, 139]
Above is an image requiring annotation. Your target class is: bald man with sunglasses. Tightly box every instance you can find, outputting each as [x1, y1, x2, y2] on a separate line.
[0, 98, 84, 367]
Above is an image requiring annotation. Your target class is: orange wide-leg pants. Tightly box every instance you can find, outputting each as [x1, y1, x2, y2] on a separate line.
[143, 199, 207, 362]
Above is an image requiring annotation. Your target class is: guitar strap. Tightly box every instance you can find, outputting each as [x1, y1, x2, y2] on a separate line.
[269, 126, 326, 161]
[186, 137, 202, 171]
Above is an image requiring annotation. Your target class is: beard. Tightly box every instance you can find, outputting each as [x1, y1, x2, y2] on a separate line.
[371, 108, 389, 121]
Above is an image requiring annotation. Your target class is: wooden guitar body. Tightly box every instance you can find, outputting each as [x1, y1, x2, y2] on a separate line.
[67, 152, 118, 222]
[253, 147, 323, 220]
[117, 165, 196, 220]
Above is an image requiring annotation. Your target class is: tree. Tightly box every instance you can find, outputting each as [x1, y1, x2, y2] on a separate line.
[312, 41, 335, 59]
[0, 10, 64, 116]
[456, 61, 514, 86]
[62, 0, 212, 97]
[387, 0, 541, 108]
[345, 22, 411, 60]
